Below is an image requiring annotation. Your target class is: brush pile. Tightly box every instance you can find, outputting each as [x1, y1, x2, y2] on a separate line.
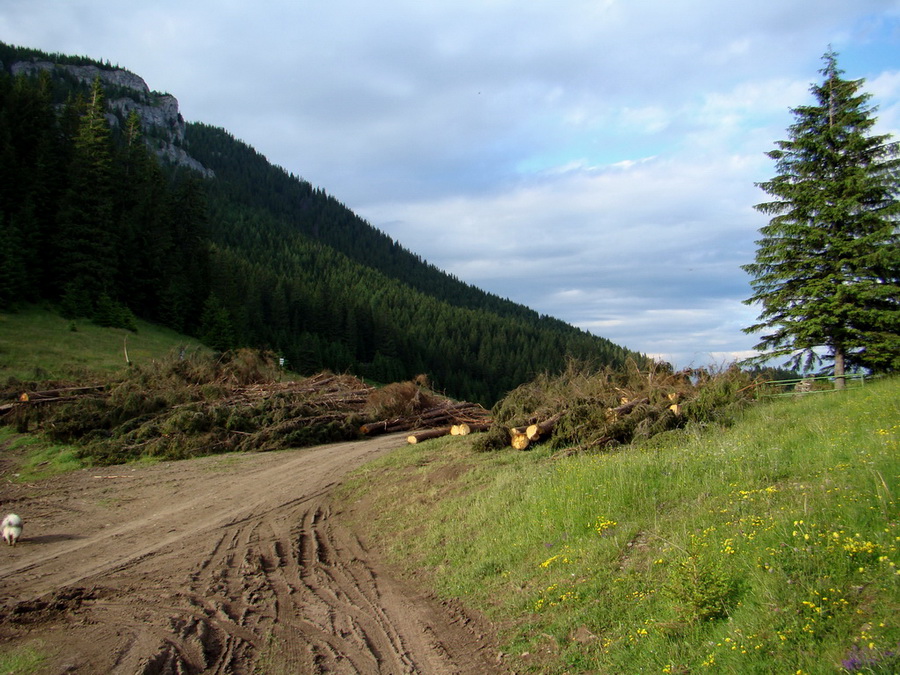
[472, 359, 757, 454]
[2, 349, 490, 465]
[3, 350, 759, 463]
[360, 381, 491, 440]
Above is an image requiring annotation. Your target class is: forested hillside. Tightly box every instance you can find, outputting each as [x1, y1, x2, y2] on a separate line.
[0, 42, 646, 404]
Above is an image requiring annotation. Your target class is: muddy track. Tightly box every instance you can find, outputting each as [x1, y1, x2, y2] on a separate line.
[0, 436, 504, 674]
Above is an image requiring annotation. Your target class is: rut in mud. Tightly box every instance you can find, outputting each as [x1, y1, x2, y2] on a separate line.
[0, 435, 505, 674]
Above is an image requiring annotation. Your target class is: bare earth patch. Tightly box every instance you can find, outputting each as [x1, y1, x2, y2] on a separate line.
[0, 435, 505, 674]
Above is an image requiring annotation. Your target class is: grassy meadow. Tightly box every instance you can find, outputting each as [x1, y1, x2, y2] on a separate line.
[0, 306, 207, 383]
[1, 307, 210, 478]
[2, 307, 897, 672]
[339, 377, 899, 674]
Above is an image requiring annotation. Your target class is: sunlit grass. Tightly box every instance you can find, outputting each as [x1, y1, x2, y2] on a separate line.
[340, 377, 900, 674]
[0, 427, 86, 481]
[0, 305, 207, 383]
[0, 642, 48, 674]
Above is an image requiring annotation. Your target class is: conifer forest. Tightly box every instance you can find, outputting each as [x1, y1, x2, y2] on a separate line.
[0, 43, 645, 405]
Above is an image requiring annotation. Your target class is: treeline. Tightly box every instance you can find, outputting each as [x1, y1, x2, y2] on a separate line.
[0, 46, 646, 404]
[187, 122, 571, 321]
[185, 123, 644, 402]
[0, 68, 210, 335]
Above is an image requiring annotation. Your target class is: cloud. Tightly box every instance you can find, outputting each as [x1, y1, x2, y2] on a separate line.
[3, 0, 899, 369]
[358, 149, 766, 363]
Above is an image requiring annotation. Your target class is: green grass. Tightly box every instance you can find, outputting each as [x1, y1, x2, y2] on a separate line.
[0, 642, 48, 674]
[0, 427, 85, 481]
[0, 305, 207, 383]
[0, 306, 208, 477]
[339, 377, 900, 674]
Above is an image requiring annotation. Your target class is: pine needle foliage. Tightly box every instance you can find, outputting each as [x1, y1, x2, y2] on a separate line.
[473, 359, 756, 454]
[743, 50, 900, 379]
[363, 381, 440, 421]
[29, 349, 371, 463]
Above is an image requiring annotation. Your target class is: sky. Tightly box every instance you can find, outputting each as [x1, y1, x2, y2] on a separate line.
[2, 0, 899, 368]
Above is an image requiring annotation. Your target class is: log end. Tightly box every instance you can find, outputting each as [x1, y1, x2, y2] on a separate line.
[510, 432, 530, 450]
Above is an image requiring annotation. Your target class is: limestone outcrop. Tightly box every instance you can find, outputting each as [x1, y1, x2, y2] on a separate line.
[9, 59, 212, 177]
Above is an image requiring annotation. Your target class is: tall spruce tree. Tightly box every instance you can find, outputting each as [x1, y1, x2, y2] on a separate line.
[55, 77, 118, 317]
[742, 50, 900, 384]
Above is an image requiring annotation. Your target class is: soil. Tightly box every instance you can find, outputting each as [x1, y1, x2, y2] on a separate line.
[0, 435, 507, 674]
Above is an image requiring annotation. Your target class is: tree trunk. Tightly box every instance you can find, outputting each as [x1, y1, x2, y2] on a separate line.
[451, 422, 491, 436]
[833, 347, 846, 390]
[407, 426, 453, 444]
[526, 413, 562, 441]
[510, 431, 530, 450]
[606, 397, 650, 420]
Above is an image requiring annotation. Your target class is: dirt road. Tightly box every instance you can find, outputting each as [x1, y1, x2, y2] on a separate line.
[0, 436, 504, 674]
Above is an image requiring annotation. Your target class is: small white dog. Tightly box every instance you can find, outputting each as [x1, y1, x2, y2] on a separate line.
[2, 514, 23, 546]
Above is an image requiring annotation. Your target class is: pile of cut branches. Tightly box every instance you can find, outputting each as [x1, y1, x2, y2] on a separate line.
[472, 359, 757, 454]
[360, 381, 491, 442]
[3, 349, 490, 465]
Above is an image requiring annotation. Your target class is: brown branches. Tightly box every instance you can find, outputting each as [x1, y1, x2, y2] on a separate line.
[0, 385, 107, 417]
[363, 397, 492, 441]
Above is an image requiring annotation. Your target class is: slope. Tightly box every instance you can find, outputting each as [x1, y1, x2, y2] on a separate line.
[337, 377, 900, 673]
[0, 41, 647, 405]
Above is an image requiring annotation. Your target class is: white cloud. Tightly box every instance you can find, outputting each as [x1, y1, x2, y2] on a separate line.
[360, 149, 767, 363]
[3, 0, 899, 369]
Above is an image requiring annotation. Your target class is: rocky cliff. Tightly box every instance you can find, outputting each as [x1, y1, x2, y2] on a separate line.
[9, 59, 213, 177]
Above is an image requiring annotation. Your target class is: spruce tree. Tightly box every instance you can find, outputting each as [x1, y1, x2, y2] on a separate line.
[55, 77, 118, 316]
[743, 50, 900, 383]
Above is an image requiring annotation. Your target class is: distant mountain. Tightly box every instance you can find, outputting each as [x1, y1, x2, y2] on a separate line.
[0, 41, 647, 404]
[1, 43, 211, 176]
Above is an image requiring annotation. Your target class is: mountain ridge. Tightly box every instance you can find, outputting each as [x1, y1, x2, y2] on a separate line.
[3, 52, 213, 177]
[0, 41, 648, 404]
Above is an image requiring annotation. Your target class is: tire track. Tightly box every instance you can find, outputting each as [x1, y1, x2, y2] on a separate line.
[0, 435, 505, 674]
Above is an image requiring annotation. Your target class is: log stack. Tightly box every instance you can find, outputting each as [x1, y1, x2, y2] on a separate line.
[363, 400, 491, 438]
[506, 412, 562, 450]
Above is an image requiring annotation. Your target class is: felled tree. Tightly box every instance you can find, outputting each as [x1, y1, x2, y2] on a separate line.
[743, 50, 900, 383]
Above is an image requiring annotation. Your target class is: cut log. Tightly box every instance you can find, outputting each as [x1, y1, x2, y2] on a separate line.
[526, 413, 562, 441]
[668, 403, 682, 416]
[407, 426, 453, 444]
[449, 421, 492, 437]
[465, 421, 492, 434]
[510, 431, 530, 450]
[361, 399, 491, 436]
[606, 396, 650, 420]
[1, 394, 94, 416]
[1, 385, 106, 402]
[360, 418, 406, 436]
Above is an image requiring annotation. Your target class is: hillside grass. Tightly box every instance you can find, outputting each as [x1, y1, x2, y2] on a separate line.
[0, 307, 211, 479]
[0, 306, 207, 383]
[339, 377, 900, 674]
[0, 426, 84, 481]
